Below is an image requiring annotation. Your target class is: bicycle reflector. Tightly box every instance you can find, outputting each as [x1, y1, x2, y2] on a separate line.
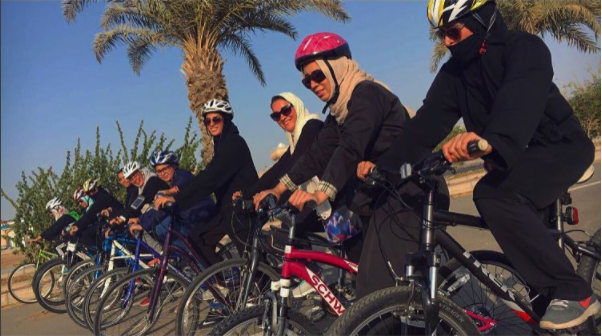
[565, 206, 579, 225]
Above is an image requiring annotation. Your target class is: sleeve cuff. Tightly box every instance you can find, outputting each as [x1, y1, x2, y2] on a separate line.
[317, 181, 337, 201]
[280, 175, 298, 191]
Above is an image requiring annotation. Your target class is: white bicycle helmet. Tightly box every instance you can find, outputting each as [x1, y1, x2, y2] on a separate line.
[46, 197, 62, 212]
[202, 99, 234, 118]
[150, 150, 179, 167]
[123, 161, 141, 179]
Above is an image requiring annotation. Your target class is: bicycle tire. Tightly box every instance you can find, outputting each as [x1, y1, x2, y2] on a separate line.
[94, 268, 188, 336]
[577, 229, 600, 336]
[175, 258, 280, 335]
[207, 305, 321, 336]
[66, 265, 106, 328]
[83, 267, 130, 331]
[8, 263, 39, 304]
[439, 250, 533, 335]
[326, 286, 479, 336]
[33, 258, 70, 313]
[62, 259, 96, 305]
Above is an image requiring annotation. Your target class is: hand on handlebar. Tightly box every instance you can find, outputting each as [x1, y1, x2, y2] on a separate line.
[110, 217, 124, 226]
[357, 161, 376, 181]
[441, 132, 492, 163]
[129, 223, 143, 236]
[100, 208, 112, 218]
[154, 195, 175, 210]
[253, 190, 278, 211]
[28, 236, 42, 244]
[287, 190, 325, 212]
[232, 191, 243, 201]
[128, 217, 140, 226]
[69, 225, 79, 236]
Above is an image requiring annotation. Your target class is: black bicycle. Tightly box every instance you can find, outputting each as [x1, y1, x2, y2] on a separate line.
[327, 141, 600, 336]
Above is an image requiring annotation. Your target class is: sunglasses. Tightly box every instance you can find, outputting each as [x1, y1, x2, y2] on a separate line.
[301, 70, 327, 89]
[436, 23, 466, 40]
[270, 104, 293, 122]
[203, 116, 223, 126]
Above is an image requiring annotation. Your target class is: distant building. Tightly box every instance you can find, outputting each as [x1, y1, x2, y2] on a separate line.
[1, 220, 16, 249]
[270, 143, 288, 162]
[259, 143, 289, 178]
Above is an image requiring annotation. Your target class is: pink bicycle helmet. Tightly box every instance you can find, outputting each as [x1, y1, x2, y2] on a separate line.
[294, 32, 351, 70]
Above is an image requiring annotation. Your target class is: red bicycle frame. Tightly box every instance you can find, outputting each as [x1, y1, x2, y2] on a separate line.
[275, 244, 358, 316]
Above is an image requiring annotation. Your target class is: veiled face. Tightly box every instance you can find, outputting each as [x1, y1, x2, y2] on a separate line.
[271, 99, 297, 133]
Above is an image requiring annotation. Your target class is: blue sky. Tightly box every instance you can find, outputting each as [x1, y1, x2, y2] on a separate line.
[2, 1, 600, 219]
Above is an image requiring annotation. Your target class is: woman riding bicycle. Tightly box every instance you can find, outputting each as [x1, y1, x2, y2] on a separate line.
[253, 32, 447, 299]
[128, 151, 216, 252]
[155, 99, 259, 266]
[29, 197, 79, 244]
[240, 92, 329, 242]
[70, 179, 123, 247]
[359, 0, 599, 329]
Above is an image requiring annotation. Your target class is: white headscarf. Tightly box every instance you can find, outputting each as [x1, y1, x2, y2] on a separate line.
[274, 92, 321, 154]
[51, 206, 68, 221]
[273, 92, 332, 219]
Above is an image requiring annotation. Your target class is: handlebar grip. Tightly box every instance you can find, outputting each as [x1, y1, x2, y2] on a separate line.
[303, 201, 318, 212]
[467, 139, 489, 156]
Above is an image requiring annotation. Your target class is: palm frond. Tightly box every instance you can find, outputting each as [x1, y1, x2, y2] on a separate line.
[127, 32, 164, 75]
[62, 0, 101, 22]
[221, 33, 266, 85]
[430, 40, 449, 73]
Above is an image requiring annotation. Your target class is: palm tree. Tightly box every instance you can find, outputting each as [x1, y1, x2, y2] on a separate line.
[63, 0, 350, 164]
[429, 0, 600, 72]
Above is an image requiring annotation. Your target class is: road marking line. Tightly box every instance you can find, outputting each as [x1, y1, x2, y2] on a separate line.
[569, 180, 601, 192]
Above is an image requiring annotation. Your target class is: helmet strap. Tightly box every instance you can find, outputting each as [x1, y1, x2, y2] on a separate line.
[472, 9, 497, 55]
[321, 59, 340, 115]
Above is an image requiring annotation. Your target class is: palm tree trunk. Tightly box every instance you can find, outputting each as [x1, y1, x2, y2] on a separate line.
[182, 40, 229, 167]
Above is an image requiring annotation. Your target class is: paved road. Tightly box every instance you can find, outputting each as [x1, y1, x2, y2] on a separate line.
[2, 163, 600, 335]
[448, 162, 601, 252]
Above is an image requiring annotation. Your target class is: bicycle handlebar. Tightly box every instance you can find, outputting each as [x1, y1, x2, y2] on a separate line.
[368, 139, 489, 184]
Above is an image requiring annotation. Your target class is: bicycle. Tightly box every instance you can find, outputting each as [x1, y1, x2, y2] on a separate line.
[327, 141, 600, 336]
[7, 240, 60, 304]
[92, 202, 232, 336]
[175, 197, 342, 335]
[206, 195, 364, 336]
[439, 191, 600, 335]
[65, 218, 155, 329]
[32, 234, 95, 313]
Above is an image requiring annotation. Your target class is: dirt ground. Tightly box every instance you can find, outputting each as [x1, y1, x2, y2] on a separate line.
[2, 249, 25, 271]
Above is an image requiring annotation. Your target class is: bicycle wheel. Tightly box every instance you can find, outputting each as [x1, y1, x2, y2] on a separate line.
[577, 229, 600, 336]
[176, 258, 280, 335]
[208, 305, 320, 336]
[66, 265, 106, 328]
[33, 258, 69, 313]
[83, 267, 131, 331]
[94, 268, 188, 336]
[8, 263, 40, 304]
[439, 250, 533, 335]
[62, 259, 96, 295]
[327, 286, 479, 336]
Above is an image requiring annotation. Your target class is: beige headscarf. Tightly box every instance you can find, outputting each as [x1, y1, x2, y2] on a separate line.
[313, 58, 391, 124]
[273, 92, 321, 154]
